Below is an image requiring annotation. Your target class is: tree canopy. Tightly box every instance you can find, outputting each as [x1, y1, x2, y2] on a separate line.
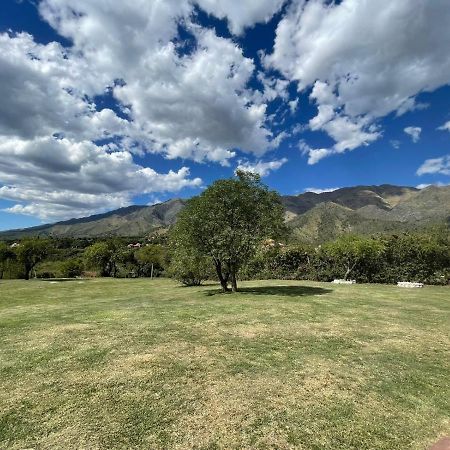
[170, 170, 286, 292]
[14, 238, 49, 280]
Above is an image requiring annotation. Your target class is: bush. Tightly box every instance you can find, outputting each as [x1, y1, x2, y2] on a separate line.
[60, 259, 84, 278]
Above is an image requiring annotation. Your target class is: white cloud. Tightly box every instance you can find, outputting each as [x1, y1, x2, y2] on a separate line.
[0, 136, 201, 220]
[298, 140, 332, 165]
[288, 99, 299, 114]
[416, 182, 449, 189]
[195, 0, 286, 35]
[236, 158, 288, 176]
[416, 155, 450, 176]
[416, 183, 431, 190]
[307, 148, 332, 165]
[438, 121, 450, 132]
[0, 1, 288, 220]
[404, 126, 422, 143]
[265, 0, 450, 161]
[303, 187, 340, 194]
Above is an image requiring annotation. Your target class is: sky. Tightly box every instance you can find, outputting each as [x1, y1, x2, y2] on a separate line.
[0, 0, 450, 230]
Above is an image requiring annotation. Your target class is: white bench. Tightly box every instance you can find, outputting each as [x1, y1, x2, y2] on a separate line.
[397, 281, 424, 288]
[332, 279, 356, 284]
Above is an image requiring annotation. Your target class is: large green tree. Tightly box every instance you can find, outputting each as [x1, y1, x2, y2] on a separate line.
[170, 171, 286, 292]
[14, 238, 50, 280]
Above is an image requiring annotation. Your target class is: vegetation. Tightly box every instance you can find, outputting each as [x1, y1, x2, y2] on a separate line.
[84, 241, 120, 277]
[170, 171, 286, 292]
[321, 235, 386, 280]
[0, 227, 448, 285]
[14, 238, 49, 280]
[0, 278, 449, 449]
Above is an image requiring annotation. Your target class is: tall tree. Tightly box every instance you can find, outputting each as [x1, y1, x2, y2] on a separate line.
[14, 238, 49, 280]
[170, 171, 286, 292]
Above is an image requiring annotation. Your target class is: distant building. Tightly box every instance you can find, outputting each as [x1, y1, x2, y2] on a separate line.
[127, 243, 142, 248]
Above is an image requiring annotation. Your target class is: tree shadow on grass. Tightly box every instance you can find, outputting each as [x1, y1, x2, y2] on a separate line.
[39, 278, 90, 282]
[205, 285, 332, 297]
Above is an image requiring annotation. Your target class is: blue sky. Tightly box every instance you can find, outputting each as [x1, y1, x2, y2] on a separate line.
[0, 0, 449, 230]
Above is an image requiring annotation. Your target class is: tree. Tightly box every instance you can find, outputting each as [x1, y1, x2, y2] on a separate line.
[168, 239, 213, 286]
[170, 171, 286, 292]
[135, 245, 165, 277]
[14, 238, 49, 280]
[0, 242, 15, 279]
[84, 241, 119, 277]
[322, 235, 385, 280]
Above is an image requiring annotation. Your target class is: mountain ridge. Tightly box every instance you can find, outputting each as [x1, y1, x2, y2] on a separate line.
[1, 185, 448, 242]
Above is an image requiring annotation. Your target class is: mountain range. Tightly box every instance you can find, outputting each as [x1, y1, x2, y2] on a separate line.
[1, 184, 449, 242]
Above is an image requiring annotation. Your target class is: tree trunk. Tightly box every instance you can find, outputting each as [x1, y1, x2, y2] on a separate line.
[344, 261, 357, 280]
[214, 260, 229, 292]
[344, 265, 351, 280]
[230, 271, 238, 292]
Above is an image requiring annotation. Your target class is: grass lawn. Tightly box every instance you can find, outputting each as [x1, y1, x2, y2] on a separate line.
[0, 278, 449, 449]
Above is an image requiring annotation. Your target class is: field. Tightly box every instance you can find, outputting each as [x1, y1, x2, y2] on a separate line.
[0, 279, 449, 449]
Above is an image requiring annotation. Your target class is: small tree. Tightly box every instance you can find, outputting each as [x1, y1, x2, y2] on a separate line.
[170, 171, 286, 292]
[14, 238, 49, 280]
[84, 241, 119, 277]
[135, 245, 165, 277]
[322, 235, 385, 280]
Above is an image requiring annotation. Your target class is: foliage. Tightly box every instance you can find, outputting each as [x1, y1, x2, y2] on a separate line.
[321, 235, 385, 280]
[374, 231, 450, 284]
[0, 242, 16, 279]
[60, 258, 84, 278]
[167, 241, 213, 286]
[134, 245, 166, 277]
[14, 238, 50, 280]
[84, 241, 120, 277]
[169, 171, 287, 291]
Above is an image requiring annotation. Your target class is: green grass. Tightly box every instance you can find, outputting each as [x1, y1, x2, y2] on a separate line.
[0, 278, 449, 449]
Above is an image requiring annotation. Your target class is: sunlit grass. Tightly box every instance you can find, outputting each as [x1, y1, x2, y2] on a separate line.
[0, 278, 449, 449]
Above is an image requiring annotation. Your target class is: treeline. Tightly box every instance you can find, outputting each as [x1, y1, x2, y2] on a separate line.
[1, 227, 449, 285]
[0, 235, 167, 280]
[241, 228, 450, 285]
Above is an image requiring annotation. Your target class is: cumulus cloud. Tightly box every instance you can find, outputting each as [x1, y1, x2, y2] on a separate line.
[0, 136, 201, 220]
[265, 0, 450, 162]
[298, 140, 332, 165]
[196, 0, 286, 35]
[404, 126, 422, 143]
[303, 187, 340, 194]
[416, 155, 450, 176]
[0, 1, 289, 220]
[235, 158, 288, 176]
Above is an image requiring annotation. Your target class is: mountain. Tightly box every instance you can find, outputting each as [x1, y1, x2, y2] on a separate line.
[0, 185, 449, 242]
[0, 199, 186, 239]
